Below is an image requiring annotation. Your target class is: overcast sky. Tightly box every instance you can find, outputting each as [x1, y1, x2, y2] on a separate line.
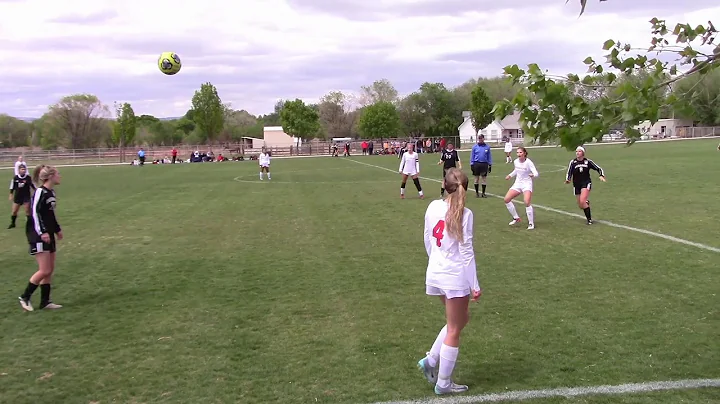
[0, 0, 717, 118]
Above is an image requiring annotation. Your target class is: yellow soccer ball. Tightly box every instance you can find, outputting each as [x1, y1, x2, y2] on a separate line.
[158, 52, 181, 75]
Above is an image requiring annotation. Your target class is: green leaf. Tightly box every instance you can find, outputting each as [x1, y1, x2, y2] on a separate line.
[603, 39, 615, 50]
[583, 56, 595, 65]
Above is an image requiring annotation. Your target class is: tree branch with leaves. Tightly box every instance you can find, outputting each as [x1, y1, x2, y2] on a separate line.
[493, 18, 718, 149]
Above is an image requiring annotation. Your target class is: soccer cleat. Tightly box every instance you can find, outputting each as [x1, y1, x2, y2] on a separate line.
[509, 217, 521, 226]
[417, 354, 438, 384]
[40, 302, 62, 310]
[18, 297, 33, 312]
[527, 223, 535, 230]
[7, 224, 15, 229]
[587, 219, 593, 225]
[434, 380, 469, 395]
[419, 195, 424, 199]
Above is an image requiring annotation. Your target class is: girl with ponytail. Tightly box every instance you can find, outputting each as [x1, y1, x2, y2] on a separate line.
[417, 167, 482, 396]
[18, 164, 63, 312]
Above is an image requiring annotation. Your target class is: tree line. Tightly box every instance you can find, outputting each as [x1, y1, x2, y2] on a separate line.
[0, 4, 717, 150]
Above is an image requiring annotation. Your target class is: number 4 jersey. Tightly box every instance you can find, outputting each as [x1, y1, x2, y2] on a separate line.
[423, 199, 480, 292]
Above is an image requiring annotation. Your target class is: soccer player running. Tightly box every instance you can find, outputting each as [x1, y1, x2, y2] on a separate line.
[503, 147, 539, 230]
[469, 135, 493, 198]
[18, 165, 64, 312]
[437, 143, 461, 197]
[417, 168, 481, 395]
[565, 146, 606, 225]
[259, 147, 271, 180]
[8, 164, 35, 229]
[398, 143, 424, 199]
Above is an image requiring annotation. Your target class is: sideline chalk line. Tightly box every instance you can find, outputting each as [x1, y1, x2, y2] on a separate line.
[347, 158, 720, 254]
[371, 378, 720, 404]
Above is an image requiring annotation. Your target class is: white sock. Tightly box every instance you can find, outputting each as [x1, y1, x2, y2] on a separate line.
[526, 206, 534, 225]
[400, 188, 405, 195]
[259, 172, 263, 179]
[427, 325, 447, 367]
[505, 202, 519, 219]
[437, 343, 459, 388]
[267, 172, 271, 179]
[419, 190, 424, 196]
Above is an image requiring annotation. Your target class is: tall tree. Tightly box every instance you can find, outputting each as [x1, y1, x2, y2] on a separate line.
[0, 114, 32, 148]
[46, 94, 110, 149]
[493, 19, 719, 149]
[190, 82, 225, 143]
[469, 85, 494, 133]
[280, 99, 321, 139]
[358, 101, 401, 139]
[318, 91, 351, 138]
[112, 102, 137, 161]
[671, 68, 720, 125]
[359, 79, 399, 106]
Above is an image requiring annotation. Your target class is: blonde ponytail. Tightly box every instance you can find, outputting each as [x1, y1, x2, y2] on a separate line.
[443, 168, 469, 242]
[32, 164, 57, 186]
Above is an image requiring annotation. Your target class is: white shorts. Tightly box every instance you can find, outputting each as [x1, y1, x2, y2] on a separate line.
[401, 169, 418, 176]
[260, 164, 269, 168]
[510, 181, 533, 193]
[504, 144, 513, 153]
[426, 285, 470, 299]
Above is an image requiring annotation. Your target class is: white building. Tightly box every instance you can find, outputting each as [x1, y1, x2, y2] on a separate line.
[634, 118, 694, 139]
[458, 111, 524, 143]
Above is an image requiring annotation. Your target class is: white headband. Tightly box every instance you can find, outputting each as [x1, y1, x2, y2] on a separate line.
[576, 146, 585, 153]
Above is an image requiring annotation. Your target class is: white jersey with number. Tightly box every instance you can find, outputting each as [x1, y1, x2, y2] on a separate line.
[508, 157, 539, 192]
[398, 151, 419, 175]
[423, 199, 480, 292]
[259, 153, 271, 167]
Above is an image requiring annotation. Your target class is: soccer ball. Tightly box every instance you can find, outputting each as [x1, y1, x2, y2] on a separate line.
[158, 52, 181, 75]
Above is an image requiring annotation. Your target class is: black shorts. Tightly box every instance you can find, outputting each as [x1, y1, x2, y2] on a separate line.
[13, 194, 31, 205]
[29, 233, 56, 255]
[471, 162, 489, 177]
[573, 182, 592, 195]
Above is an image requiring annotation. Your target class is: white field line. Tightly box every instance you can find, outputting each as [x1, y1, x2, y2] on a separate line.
[347, 159, 720, 254]
[371, 378, 720, 404]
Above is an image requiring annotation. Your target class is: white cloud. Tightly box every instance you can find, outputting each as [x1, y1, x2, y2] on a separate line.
[0, 0, 718, 118]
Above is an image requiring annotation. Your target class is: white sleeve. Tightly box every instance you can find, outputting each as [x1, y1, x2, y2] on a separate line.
[415, 156, 420, 173]
[9, 177, 14, 190]
[423, 206, 432, 257]
[399, 155, 405, 172]
[529, 159, 539, 177]
[508, 167, 517, 178]
[459, 209, 480, 291]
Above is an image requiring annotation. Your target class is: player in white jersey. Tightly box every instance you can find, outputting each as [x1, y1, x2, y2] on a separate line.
[503, 147, 539, 230]
[258, 147, 271, 180]
[416, 168, 481, 396]
[398, 144, 424, 199]
[503, 138, 513, 163]
[14, 156, 25, 176]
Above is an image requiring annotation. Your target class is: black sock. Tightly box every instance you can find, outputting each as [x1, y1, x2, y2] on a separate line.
[40, 284, 51, 306]
[583, 207, 592, 221]
[21, 282, 38, 300]
[474, 184, 479, 194]
[401, 182, 406, 189]
[11, 215, 17, 225]
[482, 184, 487, 194]
[413, 178, 422, 191]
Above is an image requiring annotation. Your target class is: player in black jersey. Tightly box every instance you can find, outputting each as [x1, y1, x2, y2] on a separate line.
[8, 164, 35, 229]
[437, 143, 462, 197]
[18, 165, 64, 312]
[565, 146, 606, 225]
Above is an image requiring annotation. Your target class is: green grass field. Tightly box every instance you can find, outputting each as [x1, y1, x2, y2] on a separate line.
[1, 139, 719, 404]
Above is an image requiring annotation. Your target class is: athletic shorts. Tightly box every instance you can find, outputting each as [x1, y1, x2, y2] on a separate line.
[426, 285, 470, 299]
[573, 182, 592, 195]
[13, 194, 31, 205]
[471, 162, 489, 177]
[29, 235, 56, 255]
[510, 181, 533, 193]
